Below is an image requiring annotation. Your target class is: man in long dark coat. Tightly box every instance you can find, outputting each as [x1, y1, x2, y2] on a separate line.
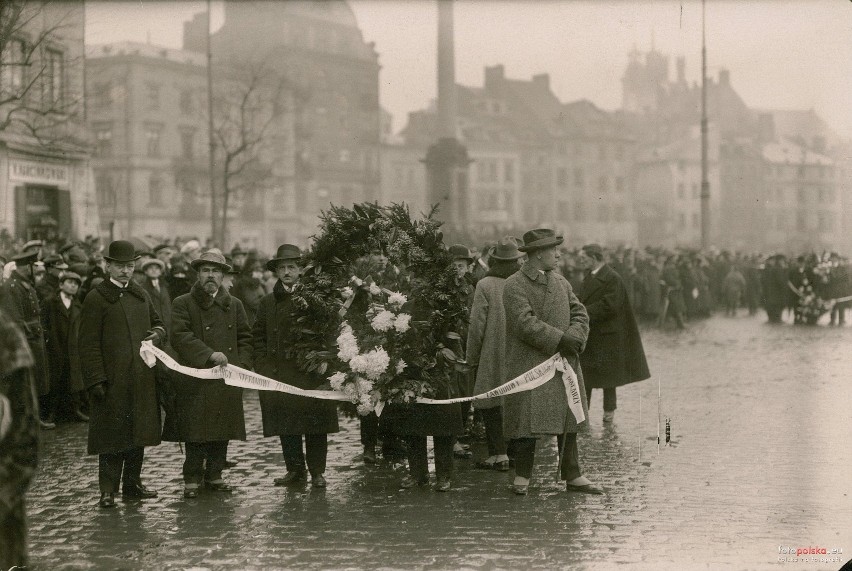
[1, 250, 53, 429]
[253, 244, 339, 489]
[78, 240, 166, 508]
[164, 250, 252, 498]
[761, 255, 789, 324]
[577, 244, 650, 424]
[44, 271, 87, 423]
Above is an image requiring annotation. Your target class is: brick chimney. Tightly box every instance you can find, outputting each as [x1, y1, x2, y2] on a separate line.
[532, 73, 550, 91]
[485, 65, 505, 90]
[719, 68, 730, 87]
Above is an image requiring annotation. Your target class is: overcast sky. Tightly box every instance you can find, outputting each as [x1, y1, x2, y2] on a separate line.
[85, 1, 852, 138]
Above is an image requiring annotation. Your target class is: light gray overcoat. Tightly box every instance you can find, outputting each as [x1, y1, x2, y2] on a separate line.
[502, 264, 589, 438]
[466, 272, 511, 409]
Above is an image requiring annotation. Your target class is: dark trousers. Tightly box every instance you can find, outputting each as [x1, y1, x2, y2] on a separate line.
[0, 498, 28, 570]
[585, 385, 617, 412]
[405, 434, 453, 481]
[480, 406, 507, 456]
[360, 412, 405, 461]
[510, 433, 581, 481]
[183, 440, 229, 485]
[98, 446, 145, 493]
[281, 434, 327, 476]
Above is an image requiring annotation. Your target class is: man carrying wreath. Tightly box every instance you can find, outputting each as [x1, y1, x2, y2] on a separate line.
[253, 244, 339, 489]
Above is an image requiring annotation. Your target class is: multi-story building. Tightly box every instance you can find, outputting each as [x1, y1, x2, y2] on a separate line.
[0, 2, 98, 242]
[398, 65, 640, 247]
[86, 40, 299, 253]
[762, 139, 841, 252]
[184, 0, 381, 245]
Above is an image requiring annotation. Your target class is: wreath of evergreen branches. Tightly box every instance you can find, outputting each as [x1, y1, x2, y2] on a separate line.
[282, 202, 470, 402]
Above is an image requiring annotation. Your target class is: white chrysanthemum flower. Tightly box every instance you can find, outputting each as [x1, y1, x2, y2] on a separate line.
[356, 402, 373, 416]
[350, 347, 390, 381]
[395, 360, 407, 375]
[369, 283, 382, 296]
[370, 310, 396, 332]
[341, 286, 354, 299]
[356, 378, 374, 395]
[336, 323, 359, 362]
[387, 292, 407, 308]
[394, 313, 412, 333]
[342, 383, 357, 401]
[328, 372, 346, 391]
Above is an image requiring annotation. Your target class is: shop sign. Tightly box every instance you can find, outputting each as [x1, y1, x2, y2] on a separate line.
[9, 158, 69, 186]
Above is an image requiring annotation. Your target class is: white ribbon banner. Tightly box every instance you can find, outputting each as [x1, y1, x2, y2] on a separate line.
[140, 341, 584, 423]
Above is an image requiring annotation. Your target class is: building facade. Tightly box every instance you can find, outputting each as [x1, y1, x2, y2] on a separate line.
[0, 2, 98, 242]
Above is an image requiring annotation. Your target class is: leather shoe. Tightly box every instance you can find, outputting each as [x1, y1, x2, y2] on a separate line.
[122, 484, 158, 499]
[565, 482, 604, 495]
[509, 484, 528, 496]
[73, 408, 90, 422]
[400, 475, 429, 489]
[362, 446, 377, 464]
[494, 460, 510, 472]
[273, 471, 306, 486]
[311, 474, 327, 489]
[39, 418, 56, 430]
[206, 481, 233, 492]
[434, 477, 451, 492]
[183, 487, 200, 499]
[474, 460, 496, 470]
[99, 493, 116, 508]
[453, 448, 472, 459]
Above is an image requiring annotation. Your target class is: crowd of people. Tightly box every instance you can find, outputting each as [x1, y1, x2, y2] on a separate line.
[0, 229, 850, 568]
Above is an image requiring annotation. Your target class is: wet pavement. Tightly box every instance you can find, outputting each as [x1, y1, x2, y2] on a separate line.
[28, 313, 852, 570]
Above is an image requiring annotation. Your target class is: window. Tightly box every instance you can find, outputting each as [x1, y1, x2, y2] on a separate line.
[692, 212, 699, 228]
[96, 173, 115, 208]
[797, 187, 807, 202]
[180, 177, 196, 202]
[145, 125, 162, 157]
[477, 160, 497, 183]
[1, 39, 26, 91]
[504, 160, 514, 183]
[146, 82, 160, 110]
[92, 82, 112, 108]
[557, 168, 568, 188]
[43, 48, 64, 106]
[93, 124, 113, 156]
[179, 90, 193, 115]
[679, 212, 686, 229]
[615, 177, 625, 193]
[692, 183, 699, 199]
[574, 202, 584, 221]
[818, 212, 834, 232]
[179, 128, 195, 159]
[598, 176, 609, 193]
[148, 175, 163, 206]
[678, 183, 685, 199]
[574, 168, 584, 188]
[796, 211, 806, 231]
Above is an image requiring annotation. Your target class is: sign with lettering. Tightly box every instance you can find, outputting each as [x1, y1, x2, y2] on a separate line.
[9, 159, 69, 186]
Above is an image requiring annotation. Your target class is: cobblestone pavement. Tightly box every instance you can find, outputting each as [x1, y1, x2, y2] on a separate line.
[27, 313, 852, 570]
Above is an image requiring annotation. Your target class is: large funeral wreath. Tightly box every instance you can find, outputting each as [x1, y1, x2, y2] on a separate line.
[282, 202, 470, 413]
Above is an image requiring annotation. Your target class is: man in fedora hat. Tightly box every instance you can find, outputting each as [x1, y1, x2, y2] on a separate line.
[140, 258, 172, 340]
[447, 243, 476, 459]
[78, 240, 167, 508]
[44, 271, 88, 423]
[577, 244, 650, 424]
[1, 249, 53, 429]
[502, 228, 603, 495]
[253, 244, 339, 489]
[37, 254, 68, 303]
[164, 250, 252, 498]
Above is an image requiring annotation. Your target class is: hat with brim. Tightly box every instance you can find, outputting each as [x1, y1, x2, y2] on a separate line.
[449, 244, 474, 261]
[60, 271, 83, 284]
[581, 243, 604, 260]
[518, 229, 563, 252]
[489, 237, 524, 261]
[141, 258, 166, 271]
[12, 251, 38, 265]
[43, 254, 69, 269]
[190, 250, 231, 273]
[103, 240, 141, 263]
[267, 244, 302, 271]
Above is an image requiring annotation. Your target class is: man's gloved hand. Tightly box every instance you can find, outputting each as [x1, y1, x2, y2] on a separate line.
[88, 382, 107, 401]
[557, 334, 582, 358]
[209, 352, 228, 367]
[143, 329, 164, 344]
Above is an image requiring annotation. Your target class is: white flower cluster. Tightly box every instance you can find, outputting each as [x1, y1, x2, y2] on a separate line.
[336, 323, 359, 363]
[395, 359, 407, 375]
[341, 286, 354, 300]
[370, 309, 396, 332]
[328, 371, 346, 391]
[348, 347, 390, 381]
[394, 313, 411, 333]
[387, 291, 408, 308]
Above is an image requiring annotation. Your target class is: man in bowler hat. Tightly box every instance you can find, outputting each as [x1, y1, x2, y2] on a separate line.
[77, 240, 166, 508]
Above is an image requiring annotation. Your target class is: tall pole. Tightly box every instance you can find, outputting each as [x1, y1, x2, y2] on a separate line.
[700, 0, 710, 249]
[436, 0, 457, 140]
[206, 0, 218, 245]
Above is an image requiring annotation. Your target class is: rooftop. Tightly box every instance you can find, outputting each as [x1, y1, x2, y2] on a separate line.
[86, 42, 206, 67]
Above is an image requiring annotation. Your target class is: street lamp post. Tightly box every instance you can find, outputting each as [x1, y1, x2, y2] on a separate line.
[700, 0, 710, 249]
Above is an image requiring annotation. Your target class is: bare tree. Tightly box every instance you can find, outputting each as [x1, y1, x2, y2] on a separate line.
[211, 58, 298, 247]
[0, 0, 86, 151]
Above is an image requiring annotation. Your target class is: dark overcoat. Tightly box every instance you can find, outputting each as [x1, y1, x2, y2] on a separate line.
[502, 264, 589, 438]
[577, 265, 650, 390]
[45, 293, 84, 396]
[141, 277, 172, 340]
[78, 280, 165, 455]
[253, 282, 339, 436]
[1, 271, 49, 396]
[162, 282, 251, 443]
